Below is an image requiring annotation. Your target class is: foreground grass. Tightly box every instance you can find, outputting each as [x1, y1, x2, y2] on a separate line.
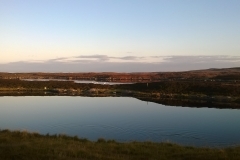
[1, 130, 240, 160]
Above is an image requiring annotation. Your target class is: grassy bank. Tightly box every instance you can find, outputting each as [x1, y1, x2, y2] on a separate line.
[0, 130, 240, 160]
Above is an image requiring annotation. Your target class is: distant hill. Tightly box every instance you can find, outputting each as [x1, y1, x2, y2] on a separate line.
[0, 67, 239, 82]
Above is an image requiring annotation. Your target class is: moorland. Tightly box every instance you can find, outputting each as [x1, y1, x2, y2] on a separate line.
[1, 67, 240, 159]
[1, 67, 240, 109]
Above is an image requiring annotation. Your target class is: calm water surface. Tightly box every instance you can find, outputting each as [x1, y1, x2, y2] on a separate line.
[22, 79, 132, 85]
[1, 96, 240, 147]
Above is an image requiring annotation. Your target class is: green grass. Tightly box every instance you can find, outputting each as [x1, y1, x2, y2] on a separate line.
[1, 130, 240, 160]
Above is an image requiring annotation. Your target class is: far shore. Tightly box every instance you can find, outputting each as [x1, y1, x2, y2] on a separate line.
[1, 68, 240, 109]
[1, 89, 240, 109]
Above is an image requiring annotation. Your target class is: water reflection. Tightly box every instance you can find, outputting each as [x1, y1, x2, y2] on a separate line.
[22, 79, 133, 85]
[0, 96, 240, 147]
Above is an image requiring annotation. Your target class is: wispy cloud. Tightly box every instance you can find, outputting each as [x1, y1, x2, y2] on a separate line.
[42, 55, 166, 63]
[75, 55, 110, 61]
[0, 55, 239, 72]
[163, 55, 240, 63]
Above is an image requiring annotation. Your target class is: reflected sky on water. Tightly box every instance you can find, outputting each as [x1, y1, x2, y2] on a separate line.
[22, 79, 133, 85]
[1, 96, 240, 147]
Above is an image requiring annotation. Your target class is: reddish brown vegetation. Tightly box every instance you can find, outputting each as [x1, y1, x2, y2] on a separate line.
[0, 67, 240, 82]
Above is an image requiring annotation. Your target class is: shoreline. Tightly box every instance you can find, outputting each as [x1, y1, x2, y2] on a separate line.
[1, 89, 240, 109]
[1, 129, 240, 160]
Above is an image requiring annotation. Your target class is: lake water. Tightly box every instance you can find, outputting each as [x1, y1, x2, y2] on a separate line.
[22, 79, 133, 85]
[1, 96, 240, 147]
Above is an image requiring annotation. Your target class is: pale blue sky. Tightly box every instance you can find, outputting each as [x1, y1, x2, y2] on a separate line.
[0, 0, 239, 71]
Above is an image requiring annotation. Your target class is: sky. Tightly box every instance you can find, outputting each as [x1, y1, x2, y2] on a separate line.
[0, 0, 240, 72]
